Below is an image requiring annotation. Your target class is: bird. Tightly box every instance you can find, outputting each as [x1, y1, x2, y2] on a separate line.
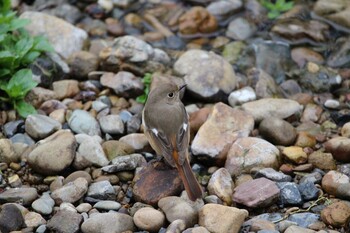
[142, 81, 203, 201]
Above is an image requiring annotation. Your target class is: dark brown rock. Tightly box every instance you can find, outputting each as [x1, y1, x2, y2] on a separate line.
[324, 137, 350, 162]
[133, 162, 183, 206]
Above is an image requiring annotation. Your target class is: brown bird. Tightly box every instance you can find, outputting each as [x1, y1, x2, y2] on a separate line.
[142, 81, 203, 201]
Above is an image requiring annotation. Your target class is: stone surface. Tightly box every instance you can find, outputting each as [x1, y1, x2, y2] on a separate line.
[191, 103, 254, 165]
[225, 137, 280, 176]
[64, 171, 92, 185]
[255, 168, 292, 182]
[119, 133, 149, 152]
[241, 98, 302, 122]
[324, 137, 350, 162]
[322, 170, 350, 196]
[276, 182, 302, 206]
[159, 196, 197, 228]
[0, 187, 38, 206]
[76, 134, 109, 167]
[68, 51, 99, 79]
[93, 200, 121, 211]
[282, 146, 308, 164]
[99, 114, 125, 134]
[102, 140, 135, 161]
[24, 211, 46, 228]
[226, 17, 256, 40]
[284, 225, 316, 233]
[102, 153, 145, 173]
[51, 177, 88, 205]
[81, 212, 135, 233]
[31, 192, 55, 215]
[47, 210, 83, 233]
[20, 11, 88, 59]
[68, 109, 101, 136]
[133, 207, 165, 232]
[87, 180, 116, 200]
[25, 114, 62, 140]
[228, 86, 256, 107]
[233, 178, 280, 208]
[207, 168, 234, 205]
[133, 162, 183, 206]
[199, 204, 248, 233]
[321, 201, 350, 227]
[308, 150, 337, 170]
[287, 213, 320, 228]
[259, 117, 297, 146]
[0, 139, 20, 164]
[28, 130, 76, 175]
[174, 50, 237, 101]
[0, 204, 25, 233]
[298, 181, 320, 201]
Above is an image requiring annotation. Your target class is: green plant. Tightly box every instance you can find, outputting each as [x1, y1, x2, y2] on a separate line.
[136, 73, 152, 104]
[0, 0, 53, 117]
[260, 0, 294, 19]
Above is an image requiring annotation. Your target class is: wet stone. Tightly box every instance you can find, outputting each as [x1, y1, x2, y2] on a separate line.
[276, 182, 303, 206]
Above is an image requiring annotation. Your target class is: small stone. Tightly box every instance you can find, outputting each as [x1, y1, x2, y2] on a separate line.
[192, 103, 254, 165]
[133, 207, 165, 232]
[284, 225, 316, 233]
[183, 226, 210, 233]
[68, 109, 101, 136]
[25, 87, 56, 108]
[295, 132, 316, 148]
[228, 86, 256, 107]
[81, 212, 135, 233]
[291, 47, 324, 68]
[76, 203, 92, 213]
[25, 114, 62, 140]
[60, 202, 77, 212]
[341, 122, 350, 137]
[51, 178, 88, 205]
[119, 133, 149, 152]
[0, 204, 25, 233]
[287, 213, 320, 228]
[133, 162, 183, 206]
[226, 17, 256, 40]
[0, 139, 20, 164]
[259, 117, 297, 146]
[102, 140, 135, 161]
[308, 150, 336, 170]
[321, 201, 350, 227]
[255, 168, 292, 182]
[298, 182, 320, 201]
[322, 171, 349, 196]
[207, 168, 234, 205]
[282, 146, 308, 164]
[64, 171, 92, 185]
[324, 137, 350, 162]
[0, 187, 38, 206]
[324, 99, 340, 109]
[199, 204, 248, 233]
[166, 219, 186, 233]
[93, 200, 121, 211]
[28, 130, 76, 175]
[233, 178, 280, 208]
[241, 98, 302, 122]
[87, 180, 116, 200]
[99, 114, 124, 134]
[47, 210, 83, 233]
[76, 134, 109, 167]
[301, 104, 323, 122]
[67, 51, 99, 79]
[24, 212, 46, 228]
[159, 196, 197, 228]
[225, 137, 280, 176]
[52, 80, 80, 100]
[102, 154, 145, 173]
[32, 192, 55, 215]
[276, 182, 303, 206]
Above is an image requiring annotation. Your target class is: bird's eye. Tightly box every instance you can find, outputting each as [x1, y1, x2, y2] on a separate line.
[168, 92, 174, 98]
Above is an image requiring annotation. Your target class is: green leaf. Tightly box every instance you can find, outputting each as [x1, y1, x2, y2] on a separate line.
[280, 1, 294, 11]
[3, 69, 37, 99]
[15, 37, 34, 57]
[9, 18, 30, 31]
[0, 68, 10, 77]
[136, 94, 146, 104]
[268, 11, 281, 19]
[14, 99, 36, 118]
[33, 36, 54, 52]
[0, 0, 11, 14]
[0, 50, 15, 66]
[21, 51, 40, 64]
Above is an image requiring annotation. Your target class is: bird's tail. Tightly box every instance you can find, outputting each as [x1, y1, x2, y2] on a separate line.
[176, 156, 203, 201]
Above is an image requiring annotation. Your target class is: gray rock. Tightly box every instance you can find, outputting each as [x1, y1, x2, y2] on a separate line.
[207, 0, 243, 21]
[10, 133, 35, 145]
[327, 36, 350, 68]
[287, 213, 320, 228]
[87, 180, 116, 200]
[24, 211, 46, 228]
[255, 168, 292, 182]
[68, 109, 101, 136]
[76, 134, 109, 167]
[0, 139, 20, 164]
[247, 68, 281, 99]
[99, 115, 124, 134]
[3, 120, 24, 138]
[299, 172, 323, 184]
[81, 212, 135, 233]
[20, 11, 88, 59]
[0, 204, 25, 233]
[102, 154, 145, 173]
[241, 98, 303, 122]
[68, 51, 99, 79]
[298, 182, 320, 201]
[226, 17, 256, 40]
[259, 117, 297, 146]
[276, 182, 303, 206]
[36, 224, 47, 233]
[100, 71, 143, 98]
[93, 200, 121, 211]
[51, 177, 88, 205]
[47, 210, 83, 233]
[207, 168, 234, 205]
[28, 130, 76, 175]
[166, 219, 186, 233]
[32, 192, 55, 215]
[0, 187, 38, 206]
[159, 196, 197, 228]
[25, 114, 62, 140]
[174, 50, 237, 101]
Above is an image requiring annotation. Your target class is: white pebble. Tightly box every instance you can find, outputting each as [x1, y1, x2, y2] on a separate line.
[228, 86, 256, 107]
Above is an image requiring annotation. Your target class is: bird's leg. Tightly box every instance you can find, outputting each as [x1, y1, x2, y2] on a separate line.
[150, 155, 172, 170]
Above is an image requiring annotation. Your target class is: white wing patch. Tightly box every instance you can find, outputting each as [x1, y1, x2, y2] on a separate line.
[151, 128, 159, 136]
[183, 123, 188, 131]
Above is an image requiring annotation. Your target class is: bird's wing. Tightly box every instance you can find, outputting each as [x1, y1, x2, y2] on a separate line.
[176, 108, 190, 165]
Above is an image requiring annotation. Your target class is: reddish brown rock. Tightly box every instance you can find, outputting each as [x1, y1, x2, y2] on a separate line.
[133, 162, 183, 206]
[321, 201, 350, 227]
[324, 137, 350, 162]
[322, 171, 349, 196]
[232, 178, 280, 208]
[291, 47, 324, 68]
[179, 7, 217, 35]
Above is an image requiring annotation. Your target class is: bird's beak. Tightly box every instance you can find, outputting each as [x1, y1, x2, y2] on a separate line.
[178, 84, 187, 92]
